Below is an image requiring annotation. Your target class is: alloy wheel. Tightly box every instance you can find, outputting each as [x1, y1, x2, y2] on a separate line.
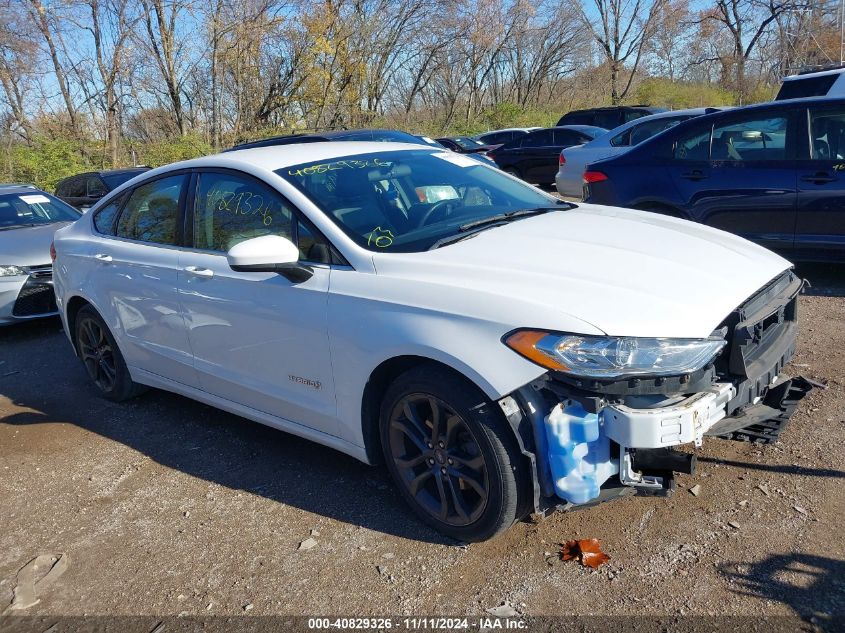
[78, 317, 117, 392]
[388, 394, 489, 526]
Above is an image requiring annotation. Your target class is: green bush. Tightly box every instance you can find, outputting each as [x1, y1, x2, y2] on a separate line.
[635, 78, 735, 109]
[136, 133, 215, 168]
[6, 137, 92, 192]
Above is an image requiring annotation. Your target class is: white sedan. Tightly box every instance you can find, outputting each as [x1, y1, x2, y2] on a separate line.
[53, 142, 807, 541]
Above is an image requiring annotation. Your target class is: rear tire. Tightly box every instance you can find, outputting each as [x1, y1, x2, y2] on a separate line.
[503, 167, 522, 179]
[379, 364, 529, 542]
[74, 305, 146, 402]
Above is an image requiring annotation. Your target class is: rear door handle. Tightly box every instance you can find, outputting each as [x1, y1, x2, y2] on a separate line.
[681, 170, 707, 181]
[94, 253, 112, 263]
[800, 172, 836, 184]
[183, 266, 214, 278]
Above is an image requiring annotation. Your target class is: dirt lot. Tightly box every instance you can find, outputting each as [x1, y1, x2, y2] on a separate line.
[1, 264, 843, 626]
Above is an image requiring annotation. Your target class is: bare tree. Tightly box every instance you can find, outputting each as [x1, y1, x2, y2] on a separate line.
[579, 0, 665, 104]
[26, 0, 81, 135]
[140, 0, 191, 135]
[701, 0, 808, 100]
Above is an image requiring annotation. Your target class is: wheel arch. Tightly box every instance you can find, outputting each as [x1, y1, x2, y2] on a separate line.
[64, 295, 94, 355]
[360, 355, 502, 465]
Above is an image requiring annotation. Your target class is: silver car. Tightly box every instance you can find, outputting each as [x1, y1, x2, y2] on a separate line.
[0, 186, 80, 325]
[555, 108, 720, 198]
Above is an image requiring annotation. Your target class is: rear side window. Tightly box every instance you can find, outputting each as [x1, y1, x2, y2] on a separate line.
[711, 116, 788, 161]
[610, 130, 632, 147]
[59, 176, 85, 198]
[522, 130, 554, 147]
[809, 108, 845, 160]
[593, 111, 622, 129]
[554, 130, 582, 145]
[116, 175, 184, 245]
[558, 112, 592, 126]
[92, 197, 123, 235]
[776, 75, 837, 100]
[87, 176, 107, 197]
[674, 127, 712, 160]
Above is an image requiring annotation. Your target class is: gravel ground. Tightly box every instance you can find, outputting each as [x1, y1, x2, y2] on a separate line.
[0, 264, 843, 626]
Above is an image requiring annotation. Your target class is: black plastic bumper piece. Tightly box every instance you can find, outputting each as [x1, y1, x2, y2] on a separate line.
[707, 376, 813, 444]
[632, 447, 697, 475]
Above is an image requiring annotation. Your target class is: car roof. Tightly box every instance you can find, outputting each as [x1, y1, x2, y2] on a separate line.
[553, 125, 608, 135]
[98, 167, 149, 175]
[783, 65, 845, 79]
[144, 142, 432, 176]
[0, 185, 47, 195]
[228, 129, 430, 151]
[0, 183, 39, 191]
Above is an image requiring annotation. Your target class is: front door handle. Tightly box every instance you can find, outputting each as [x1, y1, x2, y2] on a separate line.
[800, 172, 835, 184]
[94, 253, 112, 263]
[183, 266, 214, 278]
[681, 169, 707, 181]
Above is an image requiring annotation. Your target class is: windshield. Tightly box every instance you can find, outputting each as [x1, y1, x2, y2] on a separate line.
[0, 192, 80, 230]
[278, 149, 559, 252]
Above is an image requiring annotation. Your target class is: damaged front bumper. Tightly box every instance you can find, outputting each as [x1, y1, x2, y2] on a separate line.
[499, 270, 813, 516]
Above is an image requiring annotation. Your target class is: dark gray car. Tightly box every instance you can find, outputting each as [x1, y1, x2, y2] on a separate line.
[55, 168, 149, 211]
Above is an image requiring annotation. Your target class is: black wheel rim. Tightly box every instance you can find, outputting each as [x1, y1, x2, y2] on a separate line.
[78, 317, 116, 392]
[388, 394, 489, 527]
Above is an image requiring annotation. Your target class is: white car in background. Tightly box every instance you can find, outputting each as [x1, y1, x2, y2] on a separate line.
[53, 142, 808, 541]
[0, 186, 80, 325]
[555, 108, 721, 198]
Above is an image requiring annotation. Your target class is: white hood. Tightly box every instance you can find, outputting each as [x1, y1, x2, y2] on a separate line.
[372, 204, 792, 339]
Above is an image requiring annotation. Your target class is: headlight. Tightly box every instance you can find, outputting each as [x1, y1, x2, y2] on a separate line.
[504, 330, 726, 378]
[0, 265, 25, 277]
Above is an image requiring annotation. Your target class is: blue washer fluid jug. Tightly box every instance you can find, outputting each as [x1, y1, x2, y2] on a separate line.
[543, 402, 619, 504]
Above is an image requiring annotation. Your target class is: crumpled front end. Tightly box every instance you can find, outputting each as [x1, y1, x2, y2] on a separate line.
[499, 269, 813, 513]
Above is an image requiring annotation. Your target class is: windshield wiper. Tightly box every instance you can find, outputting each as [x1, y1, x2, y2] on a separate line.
[429, 203, 573, 250]
[457, 205, 567, 233]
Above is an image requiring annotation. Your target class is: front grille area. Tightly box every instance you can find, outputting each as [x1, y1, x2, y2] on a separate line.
[12, 265, 57, 317]
[721, 271, 800, 380]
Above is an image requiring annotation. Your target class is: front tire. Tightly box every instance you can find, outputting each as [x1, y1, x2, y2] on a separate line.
[74, 305, 146, 402]
[379, 364, 529, 541]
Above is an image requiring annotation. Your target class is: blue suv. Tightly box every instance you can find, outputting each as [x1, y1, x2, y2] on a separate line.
[582, 97, 845, 261]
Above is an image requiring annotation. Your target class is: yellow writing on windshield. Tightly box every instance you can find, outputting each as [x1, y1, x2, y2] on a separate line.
[367, 226, 394, 248]
[288, 158, 390, 177]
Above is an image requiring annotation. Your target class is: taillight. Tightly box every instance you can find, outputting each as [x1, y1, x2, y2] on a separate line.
[50, 241, 57, 262]
[583, 170, 608, 184]
[559, 153, 566, 166]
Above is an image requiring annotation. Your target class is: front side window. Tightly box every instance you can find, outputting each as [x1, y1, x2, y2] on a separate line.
[711, 115, 788, 161]
[116, 174, 184, 245]
[193, 171, 293, 252]
[279, 149, 559, 253]
[809, 108, 845, 160]
[0, 192, 79, 229]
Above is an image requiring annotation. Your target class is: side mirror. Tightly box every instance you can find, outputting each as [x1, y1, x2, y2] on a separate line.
[226, 235, 313, 282]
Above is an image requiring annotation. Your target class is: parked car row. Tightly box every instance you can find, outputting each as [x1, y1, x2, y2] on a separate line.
[579, 96, 845, 262]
